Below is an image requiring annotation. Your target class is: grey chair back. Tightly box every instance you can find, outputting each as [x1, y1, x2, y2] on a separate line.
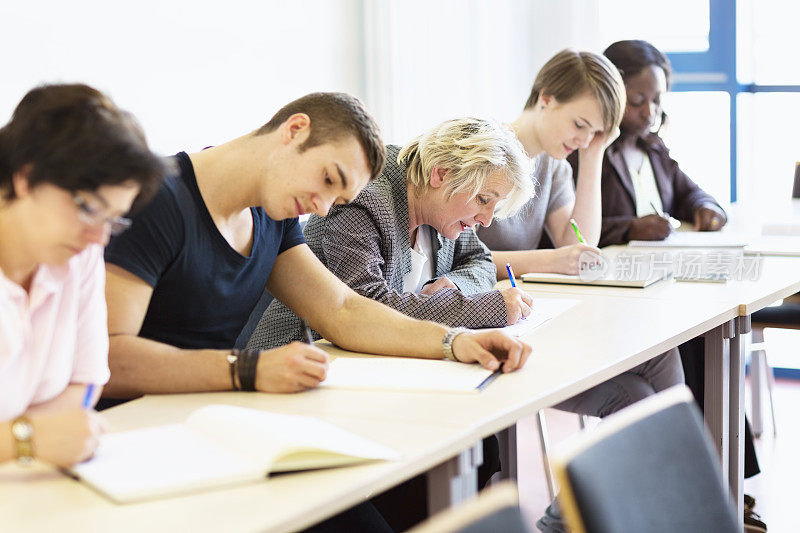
[554, 386, 739, 533]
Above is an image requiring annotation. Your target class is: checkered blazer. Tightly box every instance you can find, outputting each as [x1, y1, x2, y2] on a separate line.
[246, 145, 507, 350]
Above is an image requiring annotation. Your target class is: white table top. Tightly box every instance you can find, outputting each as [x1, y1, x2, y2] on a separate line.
[6, 221, 798, 532]
[0, 291, 741, 533]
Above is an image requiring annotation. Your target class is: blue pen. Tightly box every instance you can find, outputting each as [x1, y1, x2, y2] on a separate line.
[506, 262, 517, 287]
[82, 384, 95, 409]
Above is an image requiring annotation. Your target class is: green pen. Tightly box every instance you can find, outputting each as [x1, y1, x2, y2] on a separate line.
[569, 218, 585, 244]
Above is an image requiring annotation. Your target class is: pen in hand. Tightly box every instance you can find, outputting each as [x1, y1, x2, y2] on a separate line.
[301, 318, 314, 345]
[569, 218, 585, 243]
[506, 262, 517, 287]
[649, 201, 681, 229]
[82, 384, 95, 409]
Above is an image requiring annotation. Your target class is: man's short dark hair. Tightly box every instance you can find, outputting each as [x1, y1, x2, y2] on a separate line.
[0, 83, 168, 207]
[256, 92, 385, 181]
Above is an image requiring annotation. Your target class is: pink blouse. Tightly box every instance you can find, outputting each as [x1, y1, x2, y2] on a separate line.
[0, 245, 110, 419]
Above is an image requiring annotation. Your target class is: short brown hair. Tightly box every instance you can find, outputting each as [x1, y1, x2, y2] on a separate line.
[524, 49, 626, 134]
[0, 83, 167, 207]
[256, 92, 385, 181]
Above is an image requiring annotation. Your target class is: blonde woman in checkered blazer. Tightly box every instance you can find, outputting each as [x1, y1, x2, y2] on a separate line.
[247, 118, 534, 350]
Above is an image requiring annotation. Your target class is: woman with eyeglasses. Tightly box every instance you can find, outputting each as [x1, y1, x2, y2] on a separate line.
[0, 84, 165, 467]
[569, 40, 727, 246]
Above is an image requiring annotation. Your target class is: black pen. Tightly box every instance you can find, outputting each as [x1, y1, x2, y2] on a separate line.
[649, 201, 681, 229]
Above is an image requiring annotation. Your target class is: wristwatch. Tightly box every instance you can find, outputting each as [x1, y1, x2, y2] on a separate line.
[227, 352, 241, 391]
[10, 417, 34, 466]
[442, 327, 468, 362]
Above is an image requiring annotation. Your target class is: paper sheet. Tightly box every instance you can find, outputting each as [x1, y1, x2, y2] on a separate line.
[480, 298, 579, 337]
[321, 357, 497, 393]
[629, 232, 748, 248]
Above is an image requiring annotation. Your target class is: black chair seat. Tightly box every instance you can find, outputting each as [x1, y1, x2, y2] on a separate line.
[751, 303, 800, 328]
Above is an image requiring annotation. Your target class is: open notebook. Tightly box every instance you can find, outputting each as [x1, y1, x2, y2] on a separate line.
[320, 299, 577, 394]
[69, 405, 400, 503]
[321, 357, 499, 393]
[520, 271, 670, 288]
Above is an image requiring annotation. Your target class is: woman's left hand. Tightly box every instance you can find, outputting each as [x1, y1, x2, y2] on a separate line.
[694, 204, 727, 231]
[580, 126, 620, 160]
[419, 276, 458, 295]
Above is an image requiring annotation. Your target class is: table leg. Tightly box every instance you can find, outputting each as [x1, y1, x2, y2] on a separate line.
[426, 441, 483, 514]
[497, 424, 518, 482]
[750, 328, 765, 437]
[729, 315, 749, 529]
[703, 320, 734, 470]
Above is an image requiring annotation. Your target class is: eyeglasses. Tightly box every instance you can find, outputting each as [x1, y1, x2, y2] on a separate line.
[73, 194, 132, 236]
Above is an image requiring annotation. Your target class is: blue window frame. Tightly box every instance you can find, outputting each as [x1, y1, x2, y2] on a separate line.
[667, 0, 800, 202]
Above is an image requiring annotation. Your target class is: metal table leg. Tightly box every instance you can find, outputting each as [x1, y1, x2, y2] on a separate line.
[426, 441, 483, 514]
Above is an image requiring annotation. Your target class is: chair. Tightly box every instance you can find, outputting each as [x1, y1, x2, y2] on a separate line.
[747, 162, 800, 436]
[536, 410, 591, 499]
[407, 481, 532, 533]
[750, 325, 800, 436]
[552, 386, 739, 533]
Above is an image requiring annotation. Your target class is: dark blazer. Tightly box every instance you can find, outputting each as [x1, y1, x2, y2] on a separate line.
[568, 133, 724, 247]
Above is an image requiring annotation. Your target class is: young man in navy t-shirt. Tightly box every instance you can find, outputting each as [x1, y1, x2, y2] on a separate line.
[103, 92, 532, 400]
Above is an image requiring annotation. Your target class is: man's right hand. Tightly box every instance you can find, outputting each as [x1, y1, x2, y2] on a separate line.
[499, 287, 534, 325]
[255, 342, 329, 393]
[628, 214, 672, 241]
[32, 409, 107, 468]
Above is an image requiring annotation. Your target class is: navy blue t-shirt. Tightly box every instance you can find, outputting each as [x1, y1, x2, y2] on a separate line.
[105, 152, 305, 349]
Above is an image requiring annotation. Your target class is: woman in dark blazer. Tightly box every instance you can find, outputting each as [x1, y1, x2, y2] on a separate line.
[571, 40, 766, 533]
[569, 40, 727, 247]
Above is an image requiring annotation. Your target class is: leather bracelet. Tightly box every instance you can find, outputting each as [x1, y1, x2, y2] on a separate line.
[235, 349, 261, 392]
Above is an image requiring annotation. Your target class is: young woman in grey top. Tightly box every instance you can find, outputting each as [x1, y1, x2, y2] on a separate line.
[478, 48, 625, 275]
[475, 50, 686, 533]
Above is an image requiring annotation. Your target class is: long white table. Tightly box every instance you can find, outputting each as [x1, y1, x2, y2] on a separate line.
[0, 291, 741, 532]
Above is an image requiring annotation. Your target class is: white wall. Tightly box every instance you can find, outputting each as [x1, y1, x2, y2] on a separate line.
[0, 0, 603, 153]
[362, 0, 603, 144]
[0, 0, 363, 154]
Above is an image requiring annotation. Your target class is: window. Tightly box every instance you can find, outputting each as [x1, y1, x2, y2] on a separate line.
[660, 92, 730, 204]
[746, 0, 800, 84]
[598, 0, 711, 52]
[600, 0, 800, 205]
